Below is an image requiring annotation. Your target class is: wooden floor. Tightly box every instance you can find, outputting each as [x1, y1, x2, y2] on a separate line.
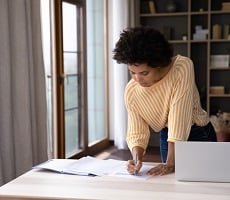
[95, 145, 162, 163]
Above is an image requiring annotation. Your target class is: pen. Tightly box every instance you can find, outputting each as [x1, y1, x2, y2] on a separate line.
[134, 153, 138, 175]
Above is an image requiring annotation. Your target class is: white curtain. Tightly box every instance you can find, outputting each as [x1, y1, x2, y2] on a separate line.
[108, 0, 135, 149]
[0, 0, 48, 186]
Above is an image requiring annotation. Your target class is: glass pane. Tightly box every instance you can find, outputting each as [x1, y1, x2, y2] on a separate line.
[62, 2, 77, 52]
[63, 52, 78, 110]
[87, 0, 106, 145]
[63, 52, 78, 74]
[62, 2, 80, 157]
[64, 75, 78, 111]
[65, 109, 79, 157]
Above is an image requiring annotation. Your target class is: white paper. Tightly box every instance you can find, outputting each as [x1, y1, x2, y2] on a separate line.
[111, 165, 153, 180]
[34, 159, 76, 172]
[33, 156, 154, 180]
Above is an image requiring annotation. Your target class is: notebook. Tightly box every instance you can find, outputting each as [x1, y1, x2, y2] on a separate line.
[175, 141, 230, 182]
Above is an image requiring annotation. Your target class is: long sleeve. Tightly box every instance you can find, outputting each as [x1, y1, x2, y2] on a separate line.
[126, 101, 150, 151]
[167, 58, 194, 141]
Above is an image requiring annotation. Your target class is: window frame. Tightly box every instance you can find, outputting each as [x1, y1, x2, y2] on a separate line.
[52, 0, 110, 159]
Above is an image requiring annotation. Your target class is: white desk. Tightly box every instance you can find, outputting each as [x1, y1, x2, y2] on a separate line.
[0, 166, 230, 200]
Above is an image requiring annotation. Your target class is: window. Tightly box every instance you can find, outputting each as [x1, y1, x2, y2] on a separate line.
[41, 0, 109, 159]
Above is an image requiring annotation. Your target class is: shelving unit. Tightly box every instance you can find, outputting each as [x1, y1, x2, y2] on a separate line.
[135, 0, 230, 115]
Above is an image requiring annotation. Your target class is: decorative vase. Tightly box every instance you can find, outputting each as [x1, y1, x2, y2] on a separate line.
[182, 35, 187, 41]
[166, 1, 176, 13]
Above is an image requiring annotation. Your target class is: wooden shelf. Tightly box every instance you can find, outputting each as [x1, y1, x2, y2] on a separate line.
[210, 67, 230, 70]
[140, 12, 188, 17]
[211, 10, 230, 14]
[210, 39, 230, 42]
[191, 11, 209, 15]
[136, 0, 230, 114]
[209, 94, 230, 97]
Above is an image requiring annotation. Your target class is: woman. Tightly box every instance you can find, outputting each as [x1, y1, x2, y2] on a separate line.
[113, 27, 216, 176]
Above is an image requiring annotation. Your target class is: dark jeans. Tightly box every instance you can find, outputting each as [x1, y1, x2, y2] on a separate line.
[159, 122, 217, 163]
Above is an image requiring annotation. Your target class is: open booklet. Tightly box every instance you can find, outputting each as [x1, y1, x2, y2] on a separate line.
[33, 156, 155, 180]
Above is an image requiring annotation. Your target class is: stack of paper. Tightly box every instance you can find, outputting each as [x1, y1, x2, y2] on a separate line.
[33, 156, 154, 180]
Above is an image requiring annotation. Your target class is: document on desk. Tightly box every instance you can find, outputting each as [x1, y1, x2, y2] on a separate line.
[33, 156, 153, 180]
[110, 164, 153, 180]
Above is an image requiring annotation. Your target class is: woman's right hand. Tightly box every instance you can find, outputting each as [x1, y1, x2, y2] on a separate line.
[126, 159, 142, 175]
[127, 146, 144, 174]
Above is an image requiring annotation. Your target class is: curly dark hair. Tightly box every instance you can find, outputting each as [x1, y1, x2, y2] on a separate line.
[113, 27, 173, 68]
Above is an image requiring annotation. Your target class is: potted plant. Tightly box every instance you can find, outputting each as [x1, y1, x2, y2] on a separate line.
[210, 111, 230, 141]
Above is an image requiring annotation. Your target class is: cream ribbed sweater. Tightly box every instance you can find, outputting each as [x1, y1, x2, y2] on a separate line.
[125, 55, 209, 151]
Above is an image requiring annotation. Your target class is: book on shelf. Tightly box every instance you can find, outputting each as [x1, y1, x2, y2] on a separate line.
[223, 24, 229, 39]
[210, 55, 229, 68]
[148, 0, 156, 14]
[212, 24, 222, 39]
[222, 2, 230, 11]
[140, 0, 156, 14]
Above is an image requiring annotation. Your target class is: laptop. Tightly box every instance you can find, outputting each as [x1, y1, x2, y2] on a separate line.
[175, 141, 230, 182]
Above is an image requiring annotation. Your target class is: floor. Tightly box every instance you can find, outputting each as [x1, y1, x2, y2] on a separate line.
[95, 145, 162, 163]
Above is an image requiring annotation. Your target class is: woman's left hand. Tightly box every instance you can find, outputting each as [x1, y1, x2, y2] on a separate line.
[147, 163, 175, 176]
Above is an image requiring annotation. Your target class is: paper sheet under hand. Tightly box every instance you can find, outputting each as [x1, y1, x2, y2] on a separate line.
[109, 163, 154, 180]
